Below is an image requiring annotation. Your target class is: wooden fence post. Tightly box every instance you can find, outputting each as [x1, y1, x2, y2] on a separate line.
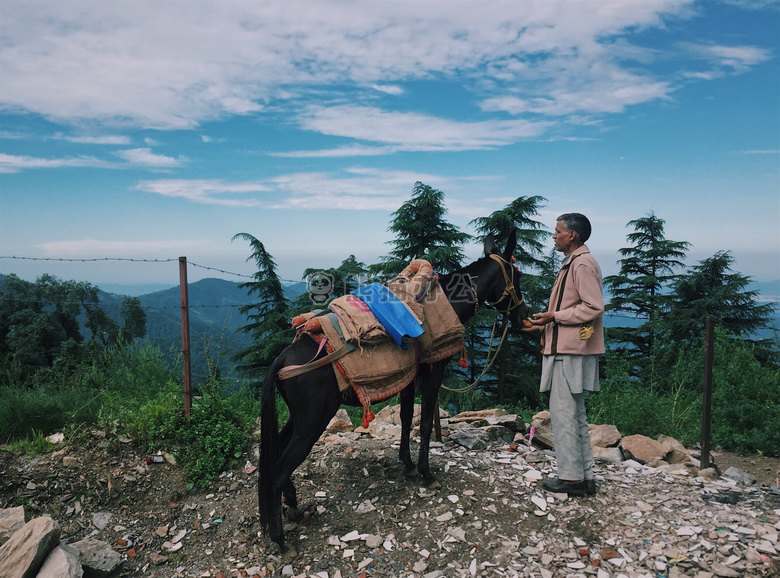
[179, 257, 192, 417]
[700, 316, 715, 469]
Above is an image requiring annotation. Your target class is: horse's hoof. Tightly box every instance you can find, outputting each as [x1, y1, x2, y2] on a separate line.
[424, 480, 441, 490]
[404, 467, 419, 478]
[281, 545, 297, 558]
[285, 507, 303, 522]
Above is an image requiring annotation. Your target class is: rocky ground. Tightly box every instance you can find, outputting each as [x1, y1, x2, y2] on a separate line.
[1, 411, 779, 578]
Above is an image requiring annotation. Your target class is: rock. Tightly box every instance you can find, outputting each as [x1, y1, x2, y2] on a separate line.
[149, 553, 168, 566]
[448, 429, 488, 450]
[0, 516, 61, 578]
[531, 425, 554, 450]
[699, 467, 720, 481]
[62, 457, 79, 468]
[326, 409, 354, 433]
[69, 538, 122, 578]
[37, 544, 83, 578]
[484, 413, 525, 432]
[531, 411, 551, 426]
[91, 513, 112, 531]
[589, 424, 622, 448]
[0, 506, 26, 545]
[620, 434, 670, 464]
[722, 467, 756, 485]
[591, 446, 623, 465]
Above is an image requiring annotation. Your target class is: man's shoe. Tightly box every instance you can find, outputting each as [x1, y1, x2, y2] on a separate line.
[541, 477, 588, 496]
[586, 479, 597, 495]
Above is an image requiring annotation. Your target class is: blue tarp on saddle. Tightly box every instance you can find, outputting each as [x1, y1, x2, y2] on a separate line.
[350, 283, 424, 349]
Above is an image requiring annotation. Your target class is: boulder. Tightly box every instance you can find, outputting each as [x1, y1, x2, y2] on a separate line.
[620, 434, 671, 464]
[657, 435, 692, 465]
[0, 506, 26, 545]
[531, 411, 551, 426]
[326, 409, 354, 433]
[484, 413, 525, 433]
[589, 424, 622, 448]
[722, 467, 756, 485]
[448, 428, 488, 450]
[37, 544, 83, 578]
[0, 516, 61, 578]
[592, 446, 624, 465]
[69, 538, 122, 578]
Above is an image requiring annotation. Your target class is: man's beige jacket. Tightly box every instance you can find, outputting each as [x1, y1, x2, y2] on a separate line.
[540, 244, 605, 356]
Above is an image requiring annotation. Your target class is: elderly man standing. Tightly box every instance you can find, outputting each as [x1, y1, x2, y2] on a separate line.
[524, 213, 604, 496]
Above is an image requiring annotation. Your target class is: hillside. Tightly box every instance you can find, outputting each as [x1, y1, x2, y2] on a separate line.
[101, 278, 308, 383]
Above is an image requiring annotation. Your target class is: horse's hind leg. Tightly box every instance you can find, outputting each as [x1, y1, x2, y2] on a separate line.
[398, 381, 418, 476]
[277, 421, 299, 511]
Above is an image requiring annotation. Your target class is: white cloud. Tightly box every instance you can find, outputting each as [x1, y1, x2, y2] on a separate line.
[371, 84, 404, 96]
[0, 152, 117, 173]
[681, 42, 773, 73]
[0, 0, 713, 134]
[134, 179, 270, 207]
[114, 148, 186, 168]
[57, 134, 132, 145]
[296, 105, 551, 151]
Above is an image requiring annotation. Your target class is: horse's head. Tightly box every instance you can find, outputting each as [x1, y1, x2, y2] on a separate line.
[477, 230, 530, 328]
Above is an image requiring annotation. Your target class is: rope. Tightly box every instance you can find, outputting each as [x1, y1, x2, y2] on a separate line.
[441, 316, 509, 393]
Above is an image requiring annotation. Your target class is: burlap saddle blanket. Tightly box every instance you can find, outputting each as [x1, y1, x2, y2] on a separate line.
[279, 260, 464, 425]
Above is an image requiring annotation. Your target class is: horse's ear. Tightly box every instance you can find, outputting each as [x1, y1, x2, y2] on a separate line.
[483, 233, 497, 256]
[503, 229, 517, 260]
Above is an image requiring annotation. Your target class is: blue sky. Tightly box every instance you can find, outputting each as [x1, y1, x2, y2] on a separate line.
[1, 0, 779, 291]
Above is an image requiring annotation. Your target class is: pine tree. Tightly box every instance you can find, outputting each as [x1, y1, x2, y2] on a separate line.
[374, 182, 470, 276]
[667, 251, 776, 346]
[469, 196, 548, 406]
[604, 213, 690, 378]
[231, 233, 292, 374]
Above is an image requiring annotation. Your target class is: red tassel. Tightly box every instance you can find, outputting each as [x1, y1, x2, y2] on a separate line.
[362, 409, 376, 428]
[458, 348, 468, 368]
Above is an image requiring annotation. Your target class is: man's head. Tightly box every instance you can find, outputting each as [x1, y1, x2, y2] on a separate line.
[553, 213, 591, 255]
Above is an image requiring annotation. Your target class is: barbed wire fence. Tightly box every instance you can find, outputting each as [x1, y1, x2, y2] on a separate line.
[0, 254, 644, 319]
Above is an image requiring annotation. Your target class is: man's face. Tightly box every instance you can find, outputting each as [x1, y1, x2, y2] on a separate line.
[552, 220, 577, 255]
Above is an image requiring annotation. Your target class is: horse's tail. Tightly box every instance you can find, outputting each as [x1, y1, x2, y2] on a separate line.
[258, 355, 284, 536]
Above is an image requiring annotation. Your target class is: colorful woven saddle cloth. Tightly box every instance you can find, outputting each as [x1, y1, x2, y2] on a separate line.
[288, 260, 465, 419]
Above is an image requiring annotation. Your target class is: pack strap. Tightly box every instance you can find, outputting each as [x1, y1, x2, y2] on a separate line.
[277, 338, 354, 380]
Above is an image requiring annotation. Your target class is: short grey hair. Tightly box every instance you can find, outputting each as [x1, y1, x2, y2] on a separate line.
[557, 213, 592, 243]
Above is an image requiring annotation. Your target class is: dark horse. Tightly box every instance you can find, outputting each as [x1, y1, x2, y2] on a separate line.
[258, 232, 529, 554]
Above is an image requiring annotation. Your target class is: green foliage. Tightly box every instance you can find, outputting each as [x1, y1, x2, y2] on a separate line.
[179, 393, 254, 487]
[604, 213, 691, 378]
[375, 181, 471, 276]
[231, 233, 292, 375]
[708, 329, 780, 455]
[0, 274, 148, 385]
[2, 430, 54, 456]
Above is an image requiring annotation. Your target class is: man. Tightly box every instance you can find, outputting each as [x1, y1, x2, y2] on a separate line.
[524, 213, 604, 496]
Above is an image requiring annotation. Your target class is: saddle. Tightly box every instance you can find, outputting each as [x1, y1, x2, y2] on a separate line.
[280, 260, 465, 426]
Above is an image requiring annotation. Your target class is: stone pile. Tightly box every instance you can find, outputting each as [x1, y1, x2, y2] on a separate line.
[307, 406, 779, 577]
[1, 405, 777, 577]
[0, 507, 122, 578]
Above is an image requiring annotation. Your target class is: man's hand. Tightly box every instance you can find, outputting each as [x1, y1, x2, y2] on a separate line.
[521, 312, 555, 332]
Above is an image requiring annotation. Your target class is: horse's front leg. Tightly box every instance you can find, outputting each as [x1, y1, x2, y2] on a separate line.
[398, 381, 417, 476]
[417, 362, 445, 488]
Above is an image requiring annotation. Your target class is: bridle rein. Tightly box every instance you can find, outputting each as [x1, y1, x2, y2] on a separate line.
[467, 253, 525, 318]
[444, 253, 525, 393]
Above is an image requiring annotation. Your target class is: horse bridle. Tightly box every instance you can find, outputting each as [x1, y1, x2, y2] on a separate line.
[474, 253, 525, 316]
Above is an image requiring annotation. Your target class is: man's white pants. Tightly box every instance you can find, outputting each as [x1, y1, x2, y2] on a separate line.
[548, 360, 595, 482]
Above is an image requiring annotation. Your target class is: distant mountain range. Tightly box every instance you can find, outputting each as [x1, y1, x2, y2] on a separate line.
[104, 277, 776, 379]
[4, 273, 776, 385]
[94, 278, 309, 384]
